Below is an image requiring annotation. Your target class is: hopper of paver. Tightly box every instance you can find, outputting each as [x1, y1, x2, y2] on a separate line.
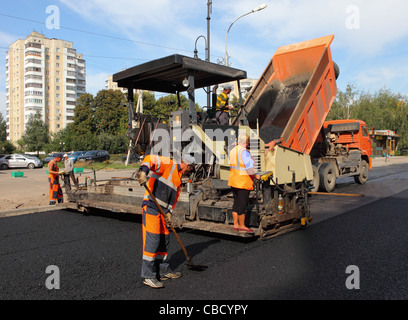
[235, 35, 338, 155]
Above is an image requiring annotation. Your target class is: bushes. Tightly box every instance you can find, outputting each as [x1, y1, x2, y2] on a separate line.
[67, 132, 128, 154]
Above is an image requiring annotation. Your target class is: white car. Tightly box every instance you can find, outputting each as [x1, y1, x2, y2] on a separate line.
[0, 154, 43, 170]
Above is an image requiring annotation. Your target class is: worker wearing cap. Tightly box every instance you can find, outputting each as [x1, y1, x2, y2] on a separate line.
[228, 133, 260, 232]
[134, 154, 195, 288]
[63, 154, 78, 190]
[48, 153, 64, 205]
[215, 85, 233, 125]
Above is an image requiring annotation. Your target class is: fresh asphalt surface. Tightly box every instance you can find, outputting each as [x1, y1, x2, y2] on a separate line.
[1, 164, 408, 301]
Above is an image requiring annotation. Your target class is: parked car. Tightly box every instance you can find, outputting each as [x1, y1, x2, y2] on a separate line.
[77, 150, 110, 162]
[43, 152, 70, 163]
[0, 154, 43, 170]
[67, 151, 87, 163]
[43, 153, 59, 163]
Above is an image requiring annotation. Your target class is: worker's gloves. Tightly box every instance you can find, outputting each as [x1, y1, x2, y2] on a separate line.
[135, 170, 147, 185]
[165, 212, 172, 226]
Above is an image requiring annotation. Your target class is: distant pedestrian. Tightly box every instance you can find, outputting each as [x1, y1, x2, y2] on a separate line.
[63, 154, 78, 190]
[48, 153, 63, 205]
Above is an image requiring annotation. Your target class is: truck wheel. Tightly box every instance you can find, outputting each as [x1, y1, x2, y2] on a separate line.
[333, 61, 340, 80]
[319, 163, 336, 193]
[310, 165, 320, 192]
[354, 160, 369, 184]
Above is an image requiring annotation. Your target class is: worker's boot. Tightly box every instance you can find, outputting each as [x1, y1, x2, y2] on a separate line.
[161, 272, 182, 281]
[143, 278, 164, 289]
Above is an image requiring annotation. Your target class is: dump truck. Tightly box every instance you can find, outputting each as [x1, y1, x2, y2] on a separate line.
[310, 119, 372, 192]
[66, 35, 338, 240]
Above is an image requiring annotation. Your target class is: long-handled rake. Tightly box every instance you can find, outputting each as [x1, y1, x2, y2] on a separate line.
[142, 182, 208, 271]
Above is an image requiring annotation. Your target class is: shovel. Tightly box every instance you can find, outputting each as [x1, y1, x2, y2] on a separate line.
[142, 182, 208, 271]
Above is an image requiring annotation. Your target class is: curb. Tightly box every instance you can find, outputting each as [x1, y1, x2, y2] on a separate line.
[0, 203, 73, 218]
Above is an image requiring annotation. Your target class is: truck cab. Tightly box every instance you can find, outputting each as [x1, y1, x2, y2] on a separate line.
[311, 119, 372, 192]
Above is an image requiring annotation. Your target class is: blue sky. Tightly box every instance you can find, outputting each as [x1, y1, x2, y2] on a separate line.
[1, 0, 408, 117]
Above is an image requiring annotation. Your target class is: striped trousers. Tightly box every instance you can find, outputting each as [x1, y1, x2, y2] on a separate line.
[141, 205, 171, 279]
[48, 174, 63, 205]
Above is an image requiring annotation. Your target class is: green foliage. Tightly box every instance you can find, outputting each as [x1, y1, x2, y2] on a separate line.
[63, 90, 129, 154]
[328, 84, 408, 148]
[0, 113, 6, 142]
[143, 93, 188, 122]
[72, 93, 95, 135]
[1, 141, 15, 154]
[93, 89, 128, 135]
[95, 132, 128, 154]
[22, 112, 50, 154]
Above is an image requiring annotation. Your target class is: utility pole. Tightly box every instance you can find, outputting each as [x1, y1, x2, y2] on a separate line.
[206, 0, 212, 109]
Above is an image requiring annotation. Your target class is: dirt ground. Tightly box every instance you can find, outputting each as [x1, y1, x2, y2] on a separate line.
[0, 167, 137, 212]
[1, 157, 408, 213]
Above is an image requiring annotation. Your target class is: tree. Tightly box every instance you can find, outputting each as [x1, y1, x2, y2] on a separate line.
[327, 84, 358, 120]
[93, 89, 127, 135]
[328, 85, 408, 148]
[1, 141, 15, 154]
[0, 113, 6, 142]
[72, 93, 95, 135]
[22, 112, 50, 155]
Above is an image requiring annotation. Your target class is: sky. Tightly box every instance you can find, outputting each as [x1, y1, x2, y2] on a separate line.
[1, 0, 408, 117]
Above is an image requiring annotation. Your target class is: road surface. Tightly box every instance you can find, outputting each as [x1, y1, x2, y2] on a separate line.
[1, 161, 408, 306]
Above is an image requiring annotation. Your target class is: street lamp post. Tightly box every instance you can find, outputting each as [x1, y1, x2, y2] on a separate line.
[224, 3, 267, 66]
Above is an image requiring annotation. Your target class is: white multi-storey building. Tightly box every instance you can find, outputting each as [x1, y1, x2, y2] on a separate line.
[5, 31, 86, 143]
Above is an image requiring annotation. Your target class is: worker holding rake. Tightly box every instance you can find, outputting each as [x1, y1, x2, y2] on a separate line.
[135, 153, 195, 289]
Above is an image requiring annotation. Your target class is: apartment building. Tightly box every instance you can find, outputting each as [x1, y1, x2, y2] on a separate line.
[5, 31, 86, 143]
[215, 78, 258, 101]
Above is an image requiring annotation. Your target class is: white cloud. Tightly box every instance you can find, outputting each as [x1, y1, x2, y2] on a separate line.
[226, 0, 408, 58]
[57, 0, 408, 98]
[59, 0, 203, 53]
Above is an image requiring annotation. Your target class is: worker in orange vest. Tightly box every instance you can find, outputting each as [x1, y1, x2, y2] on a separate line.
[135, 154, 195, 289]
[228, 133, 260, 232]
[48, 153, 64, 205]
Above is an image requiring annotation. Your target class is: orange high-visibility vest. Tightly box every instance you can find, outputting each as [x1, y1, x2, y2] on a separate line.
[140, 155, 182, 213]
[216, 92, 229, 112]
[228, 145, 254, 190]
[48, 160, 63, 202]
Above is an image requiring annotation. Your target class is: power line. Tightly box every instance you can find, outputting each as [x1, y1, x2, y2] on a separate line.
[83, 54, 148, 61]
[0, 13, 192, 54]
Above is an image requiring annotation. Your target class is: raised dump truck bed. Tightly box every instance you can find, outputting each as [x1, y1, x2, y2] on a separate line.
[236, 35, 338, 155]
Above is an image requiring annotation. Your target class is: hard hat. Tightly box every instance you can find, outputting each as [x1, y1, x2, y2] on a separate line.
[63, 153, 68, 158]
[181, 154, 196, 165]
[224, 84, 232, 90]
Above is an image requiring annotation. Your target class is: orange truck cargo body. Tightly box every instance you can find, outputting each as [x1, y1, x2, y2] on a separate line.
[236, 34, 370, 192]
[240, 35, 338, 155]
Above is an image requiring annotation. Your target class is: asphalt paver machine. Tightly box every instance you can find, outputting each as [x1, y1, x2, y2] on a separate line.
[68, 35, 338, 240]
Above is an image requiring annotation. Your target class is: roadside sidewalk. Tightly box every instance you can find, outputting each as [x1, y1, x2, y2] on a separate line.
[371, 156, 408, 167]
